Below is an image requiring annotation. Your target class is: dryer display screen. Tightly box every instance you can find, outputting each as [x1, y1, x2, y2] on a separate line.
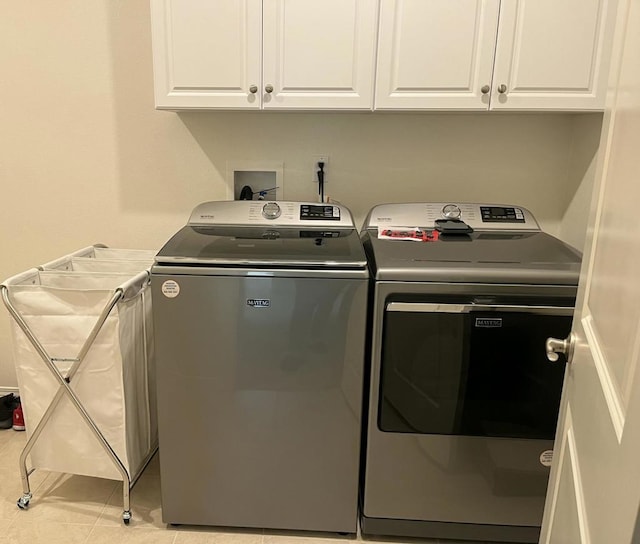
[480, 206, 525, 222]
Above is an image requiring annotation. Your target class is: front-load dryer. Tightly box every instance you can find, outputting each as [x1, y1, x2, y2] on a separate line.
[360, 202, 581, 543]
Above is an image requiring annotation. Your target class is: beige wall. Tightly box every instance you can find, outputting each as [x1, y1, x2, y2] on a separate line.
[0, 1, 601, 389]
[560, 115, 604, 251]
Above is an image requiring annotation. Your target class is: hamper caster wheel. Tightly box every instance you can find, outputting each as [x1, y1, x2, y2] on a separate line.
[123, 510, 132, 525]
[17, 493, 32, 510]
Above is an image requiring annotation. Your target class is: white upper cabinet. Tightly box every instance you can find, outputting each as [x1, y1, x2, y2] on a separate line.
[150, 0, 262, 110]
[262, 0, 378, 109]
[151, 0, 379, 110]
[152, 0, 616, 111]
[491, 0, 616, 110]
[375, 0, 500, 110]
[375, 0, 617, 111]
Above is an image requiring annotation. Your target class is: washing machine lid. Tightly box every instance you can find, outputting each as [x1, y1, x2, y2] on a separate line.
[155, 200, 368, 269]
[156, 226, 368, 269]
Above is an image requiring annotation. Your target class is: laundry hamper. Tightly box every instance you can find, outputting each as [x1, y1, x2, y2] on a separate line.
[1, 248, 157, 524]
[42, 245, 156, 271]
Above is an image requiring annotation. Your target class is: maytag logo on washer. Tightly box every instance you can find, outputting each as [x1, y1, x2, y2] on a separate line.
[475, 317, 503, 328]
[247, 299, 270, 308]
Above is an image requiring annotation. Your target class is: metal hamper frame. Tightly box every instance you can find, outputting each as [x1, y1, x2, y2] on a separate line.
[1, 265, 155, 525]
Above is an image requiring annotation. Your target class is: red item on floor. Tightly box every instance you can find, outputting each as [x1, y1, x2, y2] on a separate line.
[12, 402, 25, 431]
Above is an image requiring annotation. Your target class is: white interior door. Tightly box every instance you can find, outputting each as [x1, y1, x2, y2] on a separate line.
[540, 0, 640, 542]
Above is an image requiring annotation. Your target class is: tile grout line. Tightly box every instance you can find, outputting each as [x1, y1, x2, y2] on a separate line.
[91, 479, 120, 530]
[84, 500, 104, 544]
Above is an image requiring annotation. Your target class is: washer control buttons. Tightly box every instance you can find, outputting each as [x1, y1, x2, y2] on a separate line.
[262, 202, 282, 220]
[442, 204, 462, 220]
[300, 205, 341, 220]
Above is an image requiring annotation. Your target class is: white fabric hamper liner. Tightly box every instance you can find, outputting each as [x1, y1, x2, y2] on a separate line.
[41, 245, 155, 274]
[38, 249, 157, 464]
[1, 246, 158, 523]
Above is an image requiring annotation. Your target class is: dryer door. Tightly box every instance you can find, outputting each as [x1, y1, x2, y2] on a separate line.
[379, 302, 573, 440]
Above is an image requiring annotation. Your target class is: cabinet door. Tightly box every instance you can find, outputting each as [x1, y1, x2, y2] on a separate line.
[262, 0, 378, 110]
[375, 0, 500, 110]
[151, 0, 262, 109]
[491, 0, 617, 110]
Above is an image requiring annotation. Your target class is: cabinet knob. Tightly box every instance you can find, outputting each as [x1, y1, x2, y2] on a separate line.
[249, 85, 258, 94]
[497, 84, 508, 94]
[265, 84, 274, 94]
[481, 85, 490, 95]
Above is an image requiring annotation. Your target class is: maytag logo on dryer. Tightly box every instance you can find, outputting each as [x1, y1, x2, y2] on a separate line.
[475, 317, 503, 328]
[247, 299, 270, 308]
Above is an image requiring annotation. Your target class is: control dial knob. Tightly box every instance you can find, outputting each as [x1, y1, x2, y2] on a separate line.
[442, 204, 462, 220]
[262, 202, 282, 220]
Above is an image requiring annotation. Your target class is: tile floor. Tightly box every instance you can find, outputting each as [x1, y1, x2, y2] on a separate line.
[0, 430, 499, 544]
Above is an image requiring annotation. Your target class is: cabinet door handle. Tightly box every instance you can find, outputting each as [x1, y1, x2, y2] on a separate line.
[497, 84, 508, 94]
[481, 85, 490, 95]
[265, 84, 274, 94]
[249, 85, 258, 94]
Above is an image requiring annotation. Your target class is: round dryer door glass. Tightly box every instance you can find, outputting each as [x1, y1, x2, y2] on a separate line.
[262, 202, 281, 219]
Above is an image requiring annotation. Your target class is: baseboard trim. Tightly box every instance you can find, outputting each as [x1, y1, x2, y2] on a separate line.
[0, 387, 20, 396]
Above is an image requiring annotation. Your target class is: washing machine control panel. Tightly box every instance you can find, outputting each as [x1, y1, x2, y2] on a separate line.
[262, 202, 282, 220]
[365, 203, 540, 231]
[300, 204, 341, 221]
[189, 201, 353, 228]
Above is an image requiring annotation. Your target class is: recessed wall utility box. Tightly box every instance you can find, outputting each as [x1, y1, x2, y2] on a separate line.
[227, 161, 284, 201]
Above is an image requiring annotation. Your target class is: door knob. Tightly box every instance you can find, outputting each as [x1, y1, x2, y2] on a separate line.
[546, 333, 575, 364]
[249, 85, 258, 94]
[481, 85, 490, 95]
[497, 84, 508, 94]
[265, 84, 274, 94]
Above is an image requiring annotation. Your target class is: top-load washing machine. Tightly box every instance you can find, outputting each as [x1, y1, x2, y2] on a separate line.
[359, 203, 582, 543]
[151, 201, 369, 533]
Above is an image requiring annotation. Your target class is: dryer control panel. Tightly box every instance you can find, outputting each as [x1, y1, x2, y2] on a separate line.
[479, 206, 526, 223]
[364, 202, 540, 231]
